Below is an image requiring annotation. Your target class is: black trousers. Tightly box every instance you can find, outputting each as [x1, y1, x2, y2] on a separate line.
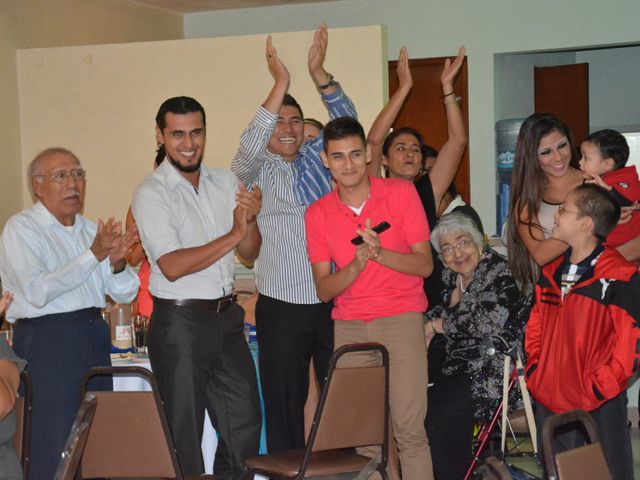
[255, 294, 333, 454]
[425, 373, 474, 480]
[535, 392, 634, 480]
[12, 308, 112, 480]
[149, 300, 261, 479]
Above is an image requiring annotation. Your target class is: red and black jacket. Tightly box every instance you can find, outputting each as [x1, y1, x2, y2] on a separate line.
[525, 245, 640, 413]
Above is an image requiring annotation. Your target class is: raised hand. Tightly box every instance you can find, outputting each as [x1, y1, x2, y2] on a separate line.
[441, 45, 465, 93]
[397, 46, 413, 92]
[266, 35, 289, 87]
[308, 23, 329, 85]
[0, 292, 13, 317]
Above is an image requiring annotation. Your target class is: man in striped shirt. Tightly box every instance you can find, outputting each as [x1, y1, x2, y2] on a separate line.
[231, 24, 356, 454]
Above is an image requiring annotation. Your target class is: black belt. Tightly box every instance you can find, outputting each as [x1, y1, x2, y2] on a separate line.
[153, 295, 235, 313]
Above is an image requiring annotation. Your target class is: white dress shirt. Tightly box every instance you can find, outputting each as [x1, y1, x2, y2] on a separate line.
[131, 160, 237, 300]
[0, 202, 139, 322]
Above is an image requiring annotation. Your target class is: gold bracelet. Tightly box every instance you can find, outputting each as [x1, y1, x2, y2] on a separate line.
[444, 96, 462, 105]
[431, 319, 437, 334]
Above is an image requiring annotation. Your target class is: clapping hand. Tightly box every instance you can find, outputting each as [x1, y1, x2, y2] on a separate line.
[266, 35, 290, 88]
[308, 23, 330, 86]
[355, 218, 381, 260]
[91, 218, 136, 269]
[396, 46, 413, 92]
[236, 183, 262, 225]
[441, 46, 465, 93]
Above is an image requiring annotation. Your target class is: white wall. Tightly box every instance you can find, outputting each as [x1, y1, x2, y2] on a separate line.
[185, 0, 640, 232]
[577, 45, 640, 132]
[17, 26, 385, 223]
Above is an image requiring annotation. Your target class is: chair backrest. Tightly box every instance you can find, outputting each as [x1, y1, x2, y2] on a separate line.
[53, 394, 97, 480]
[484, 456, 513, 480]
[80, 366, 183, 479]
[555, 443, 611, 480]
[13, 371, 32, 480]
[541, 409, 611, 480]
[302, 343, 389, 467]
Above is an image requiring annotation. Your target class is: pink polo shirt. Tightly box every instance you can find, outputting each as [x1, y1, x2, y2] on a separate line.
[305, 176, 430, 322]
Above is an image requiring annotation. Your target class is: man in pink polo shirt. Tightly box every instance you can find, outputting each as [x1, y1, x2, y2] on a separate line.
[305, 116, 434, 479]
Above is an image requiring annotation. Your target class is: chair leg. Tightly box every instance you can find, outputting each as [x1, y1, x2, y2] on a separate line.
[378, 465, 390, 480]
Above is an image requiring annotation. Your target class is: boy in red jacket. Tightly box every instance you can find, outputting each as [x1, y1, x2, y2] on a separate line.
[579, 128, 640, 247]
[525, 183, 640, 480]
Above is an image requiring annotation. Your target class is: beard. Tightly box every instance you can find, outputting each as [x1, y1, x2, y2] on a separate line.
[168, 154, 203, 173]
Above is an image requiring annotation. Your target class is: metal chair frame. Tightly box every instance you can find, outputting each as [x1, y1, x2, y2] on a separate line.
[245, 342, 390, 479]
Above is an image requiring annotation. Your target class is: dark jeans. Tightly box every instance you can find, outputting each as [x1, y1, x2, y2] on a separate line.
[12, 308, 112, 480]
[535, 392, 634, 480]
[149, 300, 260, 479]
[425, 373, 474, 480]
[255, 294, 333, 454]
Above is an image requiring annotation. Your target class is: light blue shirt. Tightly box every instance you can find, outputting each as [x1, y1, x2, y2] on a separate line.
[0, 202, 139, 322]
[131, 160, 237, 300]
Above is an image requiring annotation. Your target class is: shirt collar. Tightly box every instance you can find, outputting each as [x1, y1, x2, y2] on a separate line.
[329, 175, 385, 213]
[33, 201, 84, 232]
[157, 157, 207, 191]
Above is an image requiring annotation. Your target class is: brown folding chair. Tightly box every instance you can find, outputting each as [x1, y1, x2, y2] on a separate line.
[53, 393, 98, 480]
[541, 409, 611, 480]
[245, 342, 390, 479]
[13, 370, 32, 480]
[484, 456, 513, 480]
[80, 366, 214, 480]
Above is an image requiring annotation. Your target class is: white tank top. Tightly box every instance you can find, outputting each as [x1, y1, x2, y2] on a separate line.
[538, 200, 560, 239]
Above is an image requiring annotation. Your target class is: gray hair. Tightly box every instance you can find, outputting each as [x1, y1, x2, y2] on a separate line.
[28, 147, 81, 196]
[431, 211, 484, 254]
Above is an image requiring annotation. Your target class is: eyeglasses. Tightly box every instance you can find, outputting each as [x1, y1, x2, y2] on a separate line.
[34, 169, 86, 184]
[557, 205, 580, 215]
[441, 238, 474, 257]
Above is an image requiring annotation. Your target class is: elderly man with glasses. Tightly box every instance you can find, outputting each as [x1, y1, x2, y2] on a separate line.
[0, 147, 139, 480]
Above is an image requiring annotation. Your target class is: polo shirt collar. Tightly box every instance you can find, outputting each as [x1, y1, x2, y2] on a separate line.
[330, 175, 387, 213]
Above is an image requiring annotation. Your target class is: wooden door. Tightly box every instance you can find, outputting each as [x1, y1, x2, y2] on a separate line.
[388, 56, 470, 202]
[534, 64, 589, 145]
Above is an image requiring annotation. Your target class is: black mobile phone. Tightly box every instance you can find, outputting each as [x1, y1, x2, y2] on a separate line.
[351, 221, 391, 245]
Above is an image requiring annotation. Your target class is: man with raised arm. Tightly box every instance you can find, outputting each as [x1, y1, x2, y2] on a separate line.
[132, 96, 262, 478]
[231, 24, 356, 454]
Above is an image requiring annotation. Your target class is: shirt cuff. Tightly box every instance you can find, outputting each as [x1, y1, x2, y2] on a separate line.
[321, 82, 344, 102]
[256, 106, 279, 128]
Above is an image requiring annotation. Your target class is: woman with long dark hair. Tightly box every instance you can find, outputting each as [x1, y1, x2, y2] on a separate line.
[506, 113, 583, 289]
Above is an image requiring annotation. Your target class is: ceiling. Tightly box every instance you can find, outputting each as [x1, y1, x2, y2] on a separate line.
[132, 0, 333, 13]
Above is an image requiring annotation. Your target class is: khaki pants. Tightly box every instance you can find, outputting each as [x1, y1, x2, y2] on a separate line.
[334, 312, 433, 480]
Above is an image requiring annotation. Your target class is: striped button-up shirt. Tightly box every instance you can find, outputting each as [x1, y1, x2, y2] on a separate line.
[232, 86, 356, 304]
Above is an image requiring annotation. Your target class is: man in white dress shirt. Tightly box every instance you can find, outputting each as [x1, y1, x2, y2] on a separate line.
[0, 147, 139, 480]
[132, 97, 262, 479]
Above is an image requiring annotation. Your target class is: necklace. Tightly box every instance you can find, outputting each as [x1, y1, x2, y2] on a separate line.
[457, 274, 469, 294]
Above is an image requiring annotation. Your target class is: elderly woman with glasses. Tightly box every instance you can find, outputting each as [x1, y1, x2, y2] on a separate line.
[423, 211, 529, 480]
